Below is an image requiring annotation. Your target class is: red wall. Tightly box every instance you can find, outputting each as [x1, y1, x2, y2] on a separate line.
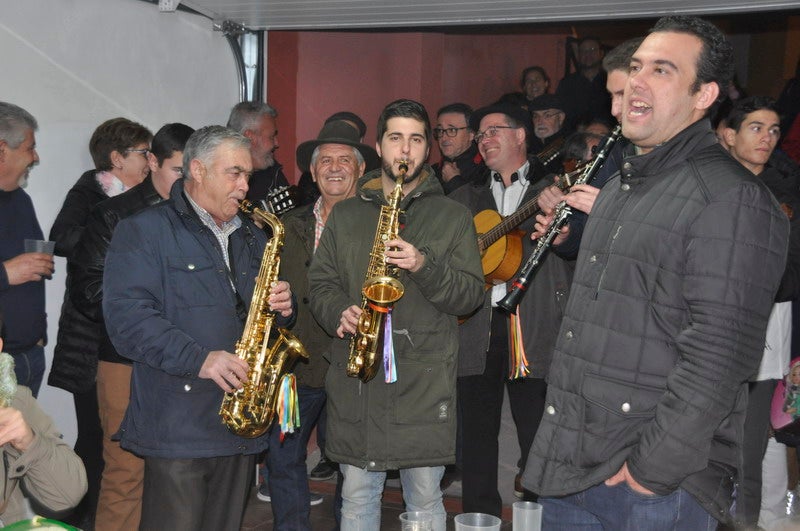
[269, 29, 571, 182]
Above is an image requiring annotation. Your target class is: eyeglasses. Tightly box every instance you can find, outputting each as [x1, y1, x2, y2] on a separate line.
[474, 126, 516, 144]
[125, 148, 149, 157]
[532, 111, 563, 121]
[433, 126, 468, 139]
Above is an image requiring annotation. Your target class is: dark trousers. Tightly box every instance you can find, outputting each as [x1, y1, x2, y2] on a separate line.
[736, 379, 779, 526]
[457, 309, 547, 517]
[266, 385, 327, 530]
[64, 387, 104, 530]
[140, 453, 255, 531]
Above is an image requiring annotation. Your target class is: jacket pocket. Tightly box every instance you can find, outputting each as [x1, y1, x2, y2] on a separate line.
[392, 358, 454, 425]
[579, 372, 664, 464]
[167, 256, 217, 308]
[325, 347, 363, 424]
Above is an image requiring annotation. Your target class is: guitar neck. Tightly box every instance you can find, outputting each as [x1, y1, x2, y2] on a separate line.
[478, 193, 542, 250]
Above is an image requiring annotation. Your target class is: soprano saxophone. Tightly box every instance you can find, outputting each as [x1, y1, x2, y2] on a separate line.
[219, 200, 309, 438]
[347, 161, 408, 382]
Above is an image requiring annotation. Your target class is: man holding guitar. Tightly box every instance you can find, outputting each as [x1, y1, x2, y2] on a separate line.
[449, 103, 574, 516]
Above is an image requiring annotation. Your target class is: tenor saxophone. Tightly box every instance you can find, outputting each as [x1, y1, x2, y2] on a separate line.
[219, 200, 309, 438]
[347, 161, 408, 382]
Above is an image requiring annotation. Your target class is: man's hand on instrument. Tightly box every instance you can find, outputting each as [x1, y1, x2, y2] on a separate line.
[199, 350, 249, 392]
[337, 305, 362, 338]
[564, 184, 600, 215]
[385, 237, 425, 273]
[532, 212, 570, 246]
[537, 183, 566, 215]
[268, 280, 293, 317]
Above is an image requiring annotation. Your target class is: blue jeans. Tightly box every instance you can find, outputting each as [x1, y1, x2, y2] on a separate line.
[8, 344, 45, 397]
[541, 482, 718, 530]
[265, 385, 327, 531]
[340, 464, 445, 531]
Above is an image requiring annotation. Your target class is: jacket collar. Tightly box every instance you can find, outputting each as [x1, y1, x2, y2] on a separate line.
[357, 164, 442, 209]
[620, 118, 718, 182]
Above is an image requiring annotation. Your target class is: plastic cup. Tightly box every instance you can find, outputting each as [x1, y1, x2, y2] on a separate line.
[454, 512, 502, 531]
[24, 239, 55, 255]
[399, 511, 433, 531]
[513, 501, 543, 531]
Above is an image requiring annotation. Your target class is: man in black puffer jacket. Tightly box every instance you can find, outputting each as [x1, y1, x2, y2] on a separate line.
[524, 16, 790, 529]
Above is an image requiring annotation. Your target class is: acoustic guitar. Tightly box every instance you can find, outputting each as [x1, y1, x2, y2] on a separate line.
[475, 164, 583, 286]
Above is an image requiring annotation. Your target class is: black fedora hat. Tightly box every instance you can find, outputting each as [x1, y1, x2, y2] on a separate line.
[296, 121, 379, 173]
[469, 102, 532, 137]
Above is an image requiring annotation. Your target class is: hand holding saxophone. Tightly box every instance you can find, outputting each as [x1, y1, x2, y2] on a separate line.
[268, 280, 293, 317]
[384, 236, 425, 273]
[337, 305, 362, 338]
[200, 350, 249, 393]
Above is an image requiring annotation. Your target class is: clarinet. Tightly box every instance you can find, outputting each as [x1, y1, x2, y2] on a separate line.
[496, 125, 622, 314]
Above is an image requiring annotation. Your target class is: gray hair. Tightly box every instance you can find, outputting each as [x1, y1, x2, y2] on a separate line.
[0, 102, 38, 148]
[310, 144, 365, 168]
[226, 102, 278, 134]
[183, 125, 250, 177]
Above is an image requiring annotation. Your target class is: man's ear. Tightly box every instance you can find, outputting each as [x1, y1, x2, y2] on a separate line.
[696, 82, 720, 112]
[722, 127, 737, 149]
[189, 159, 206, 183]
[0, 140, 7, 163]
[147, 151, 160, 174]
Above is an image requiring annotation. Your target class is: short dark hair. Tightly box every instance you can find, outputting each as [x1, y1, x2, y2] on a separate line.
[602, 37, 643, 74]
[151, 123, 195, 165]
[651, 15, 734, 98]
[725, 96, 780, 132]
[89, 118, 153, 171]
[519, 66, 550, 89]
[376, 99, 431, 144]
[437, 103, 474, 130]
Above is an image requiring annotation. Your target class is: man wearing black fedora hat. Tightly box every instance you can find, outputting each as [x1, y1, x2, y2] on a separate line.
[260, 120, 377, 530]
[529, 94, 572, 175]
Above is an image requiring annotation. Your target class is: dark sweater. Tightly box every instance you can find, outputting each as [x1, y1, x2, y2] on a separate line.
[0, 188, 46, 352]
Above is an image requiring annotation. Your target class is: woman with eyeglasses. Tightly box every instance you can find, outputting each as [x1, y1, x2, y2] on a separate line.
[47, 117, 152, 530]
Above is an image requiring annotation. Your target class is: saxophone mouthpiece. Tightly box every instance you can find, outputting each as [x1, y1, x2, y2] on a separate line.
[239, 199, 254, 214]
[398, 160, 409, 174]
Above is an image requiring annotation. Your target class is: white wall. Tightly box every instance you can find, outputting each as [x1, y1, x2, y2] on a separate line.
[2, 0, 240, 445]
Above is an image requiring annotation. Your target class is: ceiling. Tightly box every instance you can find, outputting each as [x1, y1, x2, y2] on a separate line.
[165, 0, 800, 31]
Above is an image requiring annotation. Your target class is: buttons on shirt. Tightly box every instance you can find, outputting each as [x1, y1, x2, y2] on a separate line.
[621, 402, 631, 413]
[546, 405, 555, 415]
[184, 384, 192, 392]
[589, 255, 597, 263]
[187, 263, 196, 270]
[565, 330, 574, 340]
[620, 183, 630, 191]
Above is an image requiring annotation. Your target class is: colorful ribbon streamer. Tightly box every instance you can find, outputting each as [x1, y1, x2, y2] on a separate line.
[509, 308, 530, 379]
[277, 373, 301, 441]
[383, 309, 397, 383]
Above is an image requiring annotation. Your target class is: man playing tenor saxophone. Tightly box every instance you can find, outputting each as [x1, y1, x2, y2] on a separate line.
[309, 99, 484, 530]
[103, 126, 295, 530]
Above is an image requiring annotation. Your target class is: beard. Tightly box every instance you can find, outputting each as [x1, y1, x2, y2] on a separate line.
[382, 161, 423, 184]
